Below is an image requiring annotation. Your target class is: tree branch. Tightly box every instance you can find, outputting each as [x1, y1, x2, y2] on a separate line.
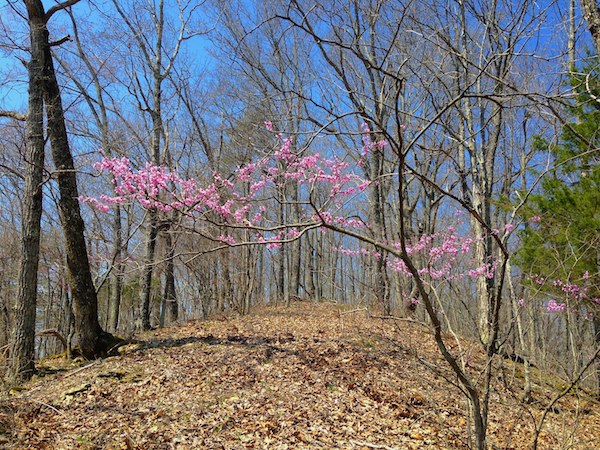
[49, 35, 71, 47]
[0, 110, 26, 121]
[44, 0, 81, 23]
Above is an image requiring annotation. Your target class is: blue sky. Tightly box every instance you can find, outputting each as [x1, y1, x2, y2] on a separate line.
[0, 0, 217, 116]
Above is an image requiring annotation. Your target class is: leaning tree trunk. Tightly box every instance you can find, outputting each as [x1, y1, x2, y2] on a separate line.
[9, 0, 46, 381]
[58, 8, 125, 335]
[35, 0, 118, 359]
[107, 205, 124, 332]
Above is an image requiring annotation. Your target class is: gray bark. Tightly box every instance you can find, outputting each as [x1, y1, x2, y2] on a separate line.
[9, 0, 46, 381]
[62, 11, 125, 333]
[38, 0, 116, 358]
[579, 0, 600, 54]
[163, 231, 178, 324]
[140, 217, 158, 329]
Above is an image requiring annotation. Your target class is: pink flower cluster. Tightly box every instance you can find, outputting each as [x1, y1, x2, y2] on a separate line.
[86, 148, 360, 224]
[84, 128, 378, 249]
[551, 279, 590, 300]
[529, 273, 599, 313]
[360, 123, 387, 157]
[336, 222, 496, 285]
[82, 156, 243, 217]
[547, 299, 567, 313]
[467, 260, 497, 279]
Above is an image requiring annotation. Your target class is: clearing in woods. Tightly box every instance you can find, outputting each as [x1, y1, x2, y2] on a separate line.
[1, 302, 599, 449]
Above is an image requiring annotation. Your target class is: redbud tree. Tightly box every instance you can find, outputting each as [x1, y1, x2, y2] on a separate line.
[83, 122, 517, 448]
[83, 120, 597, 446]
[84, 119, 600, 443]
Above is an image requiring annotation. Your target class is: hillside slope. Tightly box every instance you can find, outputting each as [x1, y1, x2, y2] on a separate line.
[1, 303, 598, 449]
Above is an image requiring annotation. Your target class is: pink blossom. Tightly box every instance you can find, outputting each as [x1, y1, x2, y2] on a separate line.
[218, 235, 236, 245]
[468, 261, 496, 279]
[286, 228, 301, 239]
[88, 128, 516, 291]
[264, 121, 274, 131]
[388, 258, 410, 275]
[357, 180, 370, 191]
[233, 206, 250, 222]
[547, 299, 567, 313]
[250, 179, 268, 192]
[251, 211, 263, 224]
[80, 196, 111, 212]
[274, 137, 295, 163]
[238, 163, 257, 181]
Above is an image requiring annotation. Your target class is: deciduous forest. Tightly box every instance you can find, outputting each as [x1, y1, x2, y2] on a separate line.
[0, 0, 598, 448]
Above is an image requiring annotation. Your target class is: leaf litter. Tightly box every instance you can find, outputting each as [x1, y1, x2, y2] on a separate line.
[1, 302, 598, 449]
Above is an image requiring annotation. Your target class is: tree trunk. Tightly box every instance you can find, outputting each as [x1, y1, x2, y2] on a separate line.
[9, 0, 46, 381]
[579, 0, 600, 55]
[369, 141, 390, 313]
[108, 206, 123, 332]
[507, 262, 533, 402]
[140, 214, 158, 330]
[277, 198, 286, 304]
[304, 234, 315, 299]
[593, 316, 600, 393]
[289, 183, 301, 298]
[163, 231, 178, 324]
[127, 0, 165, 330]
[33, 0, 117, 359]
[220, 248, 232, 311]
[58, 7, 126, 335]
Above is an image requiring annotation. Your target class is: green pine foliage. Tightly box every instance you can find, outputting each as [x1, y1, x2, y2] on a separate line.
[518, 63, 599, 300]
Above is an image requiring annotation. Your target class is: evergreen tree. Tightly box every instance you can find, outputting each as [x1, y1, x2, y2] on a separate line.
[518, 62, 599, 390]
[520, 63, 599, 290]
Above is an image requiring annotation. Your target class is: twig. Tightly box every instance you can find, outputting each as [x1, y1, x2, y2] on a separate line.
[36, 329, 68, 350]
[63, 360, 101, 378]
[340, 307, 430, 328]
[369, 314, 430, 328]
[341, 307, 369, 315]
[30, 399, 66, 416]
[349, 440, 399, 450]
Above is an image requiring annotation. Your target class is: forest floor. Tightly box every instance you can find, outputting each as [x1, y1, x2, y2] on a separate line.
[1, 302, 599, 449]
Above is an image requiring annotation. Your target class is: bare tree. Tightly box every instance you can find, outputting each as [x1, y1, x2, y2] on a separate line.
[5, 0, 120, 365]
[110, 0, 204, 329]
[46, 6, 130, 333]
[5, 0, 46, 381]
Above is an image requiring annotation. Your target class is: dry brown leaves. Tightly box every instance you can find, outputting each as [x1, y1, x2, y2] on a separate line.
[1, 302, 598, 449]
